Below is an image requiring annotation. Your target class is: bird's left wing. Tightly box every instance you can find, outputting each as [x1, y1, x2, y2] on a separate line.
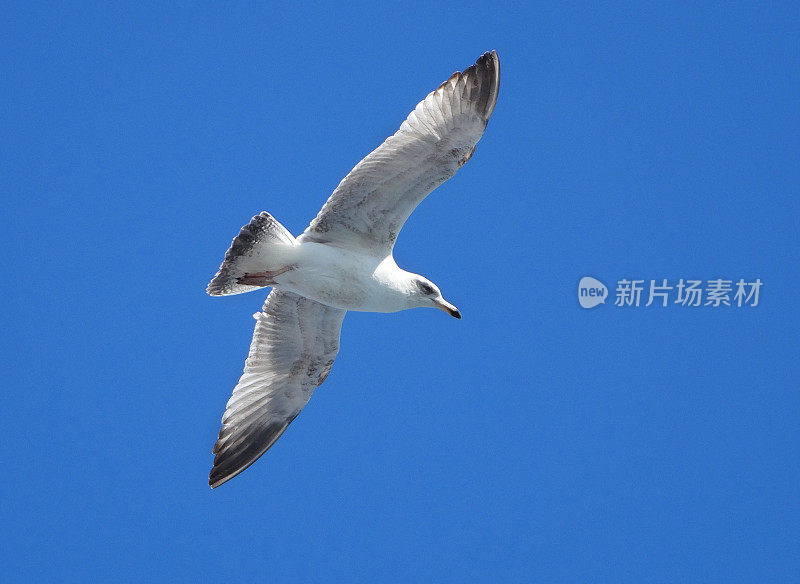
[299, 51, 500, 258]
[209, 290, 346, 488]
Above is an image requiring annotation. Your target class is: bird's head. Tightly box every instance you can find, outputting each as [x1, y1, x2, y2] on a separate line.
[409, 276, 461, 319]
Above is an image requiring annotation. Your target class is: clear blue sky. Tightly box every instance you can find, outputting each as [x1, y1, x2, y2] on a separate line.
[3, 2, 799, 582]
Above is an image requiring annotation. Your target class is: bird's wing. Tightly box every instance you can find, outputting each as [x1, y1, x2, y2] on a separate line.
[299, 51, 500, 257]
[209, 290, 346, 488]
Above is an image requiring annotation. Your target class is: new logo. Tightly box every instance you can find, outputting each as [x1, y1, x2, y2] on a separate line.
[578, 276, 608, 309]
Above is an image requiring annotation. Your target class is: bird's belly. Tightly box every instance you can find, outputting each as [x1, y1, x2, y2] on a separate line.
[273, 244, 402, 312]
[278, 270, 372, 310]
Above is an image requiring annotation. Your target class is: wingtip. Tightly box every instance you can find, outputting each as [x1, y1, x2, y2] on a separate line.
[208, 474, 225, 489]
[472, 50, 500, 121]
[208, 460, 227, 489]
[208, 414, 301, 490]
[208, 460, 242, 489]
[477, 50, 499, 69]
[489, 50, 500, 82]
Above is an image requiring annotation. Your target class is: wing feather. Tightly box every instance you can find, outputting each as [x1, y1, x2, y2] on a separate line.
[299, 51, 500, 256]
[209, 291, 346, 488]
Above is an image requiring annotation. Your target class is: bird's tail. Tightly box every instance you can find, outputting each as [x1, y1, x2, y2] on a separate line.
[207, 212, 296, 296]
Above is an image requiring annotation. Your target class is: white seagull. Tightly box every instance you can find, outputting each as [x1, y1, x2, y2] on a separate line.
[207, 51, 500, 488]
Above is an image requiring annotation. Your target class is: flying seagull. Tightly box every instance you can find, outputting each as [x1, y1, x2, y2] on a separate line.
[206, 51, 500, 488]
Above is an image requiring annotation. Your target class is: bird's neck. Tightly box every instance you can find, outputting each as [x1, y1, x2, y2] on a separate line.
[373, 256, 420, 300]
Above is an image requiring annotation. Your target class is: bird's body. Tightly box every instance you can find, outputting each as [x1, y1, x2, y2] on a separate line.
[206, 51, 500, 487]
[267, 242, 417, 313]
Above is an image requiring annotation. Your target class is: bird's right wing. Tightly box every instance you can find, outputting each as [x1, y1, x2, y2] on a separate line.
[299, 51, 500, 258]
[209, 290, 346, 488]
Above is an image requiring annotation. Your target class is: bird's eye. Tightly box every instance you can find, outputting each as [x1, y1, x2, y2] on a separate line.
[418, 281, 435, 295]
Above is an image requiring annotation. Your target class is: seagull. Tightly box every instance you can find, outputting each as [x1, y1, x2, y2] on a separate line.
[206, 51, 500, 488]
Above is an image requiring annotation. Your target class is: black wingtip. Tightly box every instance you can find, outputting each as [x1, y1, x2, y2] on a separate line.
[458, 51, 500, 123]
[476, 51, 500, 120]
[208, 414, 300, 489]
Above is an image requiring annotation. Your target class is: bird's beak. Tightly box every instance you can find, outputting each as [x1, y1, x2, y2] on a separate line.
[434, 298, 461, 319]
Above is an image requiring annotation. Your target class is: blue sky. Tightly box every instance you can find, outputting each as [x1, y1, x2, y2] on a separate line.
[3, 2, 799, 582]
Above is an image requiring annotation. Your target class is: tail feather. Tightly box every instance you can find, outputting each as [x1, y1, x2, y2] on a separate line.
[207, 212, 295, 296]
